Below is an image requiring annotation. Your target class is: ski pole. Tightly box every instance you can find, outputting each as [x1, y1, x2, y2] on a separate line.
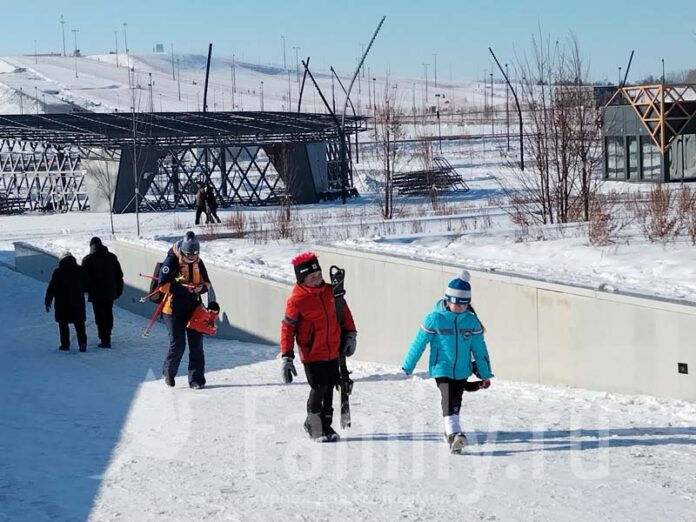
[142, 298, 167, 338]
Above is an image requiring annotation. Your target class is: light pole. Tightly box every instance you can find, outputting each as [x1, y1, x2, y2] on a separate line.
[123, 22, 129, 54]
[60, 15, 66, 57]
[281, 35, 287, 69]
[71, 29, 79, 55]
[435, 93, 443, 155]
[177, 58, 181, 102]
[433, 53, 438, 88]
[505, 63, 510, 151]
[661, 58, 665, 84]
[372, 77, 377, 131]
[230, 63, 235, 109]
[260, 81, 264, 110]
[618, 66, 622, 86]
[293, 46, 300, 84]
[490, 72, 494, 134]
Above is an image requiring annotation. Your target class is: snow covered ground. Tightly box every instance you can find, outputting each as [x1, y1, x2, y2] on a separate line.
[2, 265, 696, 521]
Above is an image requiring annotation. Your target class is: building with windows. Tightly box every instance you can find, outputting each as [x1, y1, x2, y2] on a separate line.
[602, 84, 696, 182]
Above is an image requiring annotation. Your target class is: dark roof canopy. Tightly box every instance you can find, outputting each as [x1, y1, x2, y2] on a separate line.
[0, 111, 366, 147]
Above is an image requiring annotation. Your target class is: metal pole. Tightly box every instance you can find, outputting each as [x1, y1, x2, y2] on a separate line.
[505, 63, 510, 151]
[177, 58, 181, 101]
[331, 69, 336, 114]
[202, 43, 212, 112]
[230, 64, 235, 109]
[339, 15, 386, 204]
[148, 72, 153, 112]
[72, 29, 79, 55]
[171, 44, 175, 80]
[490, 72, 494, 135]
[260, 81, 264, 110]
[488, 47, 524, 170]
[294, 46, 300, 84]
[60, 15, 66, 57]
[232, 54, 237, 93]
[123, 23, 129, 54]
[661, 58, 665, 84]
[436, 94, 442, 154]
[281, 35, 287, 69]
[287, 70, 292, 111]
[433, 53, 438, 88]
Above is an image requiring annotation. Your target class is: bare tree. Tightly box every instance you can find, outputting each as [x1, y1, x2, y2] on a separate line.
[508, 32, 602, 227]
[373, 79, 409, 219]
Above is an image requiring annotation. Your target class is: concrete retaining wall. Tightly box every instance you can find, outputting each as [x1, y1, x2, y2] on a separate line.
[312, 245, 696, 402]
[13, 241, 696, 401]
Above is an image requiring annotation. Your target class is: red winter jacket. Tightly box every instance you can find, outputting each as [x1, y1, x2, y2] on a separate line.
[281, 282, 356, 363]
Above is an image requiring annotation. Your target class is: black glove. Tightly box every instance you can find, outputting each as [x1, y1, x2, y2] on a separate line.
[342, 331, 357, 357]
[281, 356, 297, 383]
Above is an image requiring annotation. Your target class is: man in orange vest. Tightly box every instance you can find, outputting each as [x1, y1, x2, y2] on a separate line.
[158, 231, 212, 389]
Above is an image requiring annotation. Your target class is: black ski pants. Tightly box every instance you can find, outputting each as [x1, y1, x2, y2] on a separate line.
[304, 359, 340, 424]
[59, 321, 87, 349]
[163, 314, 205, 385]
[91, 299, 114, 344]
[435, 377, 482, 416]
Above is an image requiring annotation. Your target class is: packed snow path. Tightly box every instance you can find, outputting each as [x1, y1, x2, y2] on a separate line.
[2, 266, 696, 521]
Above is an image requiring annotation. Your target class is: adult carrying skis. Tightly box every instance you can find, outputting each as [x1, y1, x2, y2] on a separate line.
[402, 270, 493, 454]
[158, 231, 212, 389]
[280, 252, 356, 442]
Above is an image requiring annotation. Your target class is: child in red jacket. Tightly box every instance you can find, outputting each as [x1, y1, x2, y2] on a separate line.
[280, 252, 356, 442]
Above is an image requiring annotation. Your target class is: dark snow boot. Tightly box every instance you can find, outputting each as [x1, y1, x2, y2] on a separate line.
[189, 381, 205, 390]
[98, 341, 111, 349]
[78, 344, 87, 353]
[321, 414, 340, 442]
[163, 373, 175, 388]
[303, 413, 327, 441]
[59, 346, 69, 351]
[447, 432, 468, 454]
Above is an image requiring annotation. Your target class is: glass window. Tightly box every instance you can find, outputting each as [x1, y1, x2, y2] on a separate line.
[641, 137, 661, 181]
[627, 136, 638, 179]
[605, 137, 625, 179]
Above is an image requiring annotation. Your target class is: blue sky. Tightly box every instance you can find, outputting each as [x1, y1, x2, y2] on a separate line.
[2, 0, 694, 82]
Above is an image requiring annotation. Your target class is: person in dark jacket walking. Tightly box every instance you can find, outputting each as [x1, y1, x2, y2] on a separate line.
[280, 252, 356, 442]
[205, 184, 222, 224]
[45, 252, 88, 352]
[194, 182, 208, 225]
[158, 231, 212, 389]
[81, 236, 124, 348]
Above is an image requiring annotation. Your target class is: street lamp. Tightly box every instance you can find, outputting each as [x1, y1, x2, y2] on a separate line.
[372, 77, 377, 134]
[661, 58, 665, 84]
[435, 93, 443, 155]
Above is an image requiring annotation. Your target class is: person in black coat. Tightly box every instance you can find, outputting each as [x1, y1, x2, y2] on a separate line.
[45, 252, 88, 352]
[81, 237, 124, 348]
[205, 185, 221, 224]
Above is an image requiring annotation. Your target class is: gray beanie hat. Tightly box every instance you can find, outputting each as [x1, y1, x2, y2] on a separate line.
[180, 231, 200, 256]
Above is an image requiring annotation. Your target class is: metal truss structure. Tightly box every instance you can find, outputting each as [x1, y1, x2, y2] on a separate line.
[606, 84, 696, 154]
[0, 111, 366, 213]
[0, 140, 87, 212]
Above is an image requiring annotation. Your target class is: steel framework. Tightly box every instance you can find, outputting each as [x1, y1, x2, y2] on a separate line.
[606, 84, 696, 154]
[0, 111, 365, 213]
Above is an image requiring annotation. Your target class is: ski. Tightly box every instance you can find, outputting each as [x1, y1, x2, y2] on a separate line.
[338, 353, 353, 428]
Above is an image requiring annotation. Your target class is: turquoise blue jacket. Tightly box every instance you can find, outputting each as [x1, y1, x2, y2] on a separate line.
[402, 300, 493, 380]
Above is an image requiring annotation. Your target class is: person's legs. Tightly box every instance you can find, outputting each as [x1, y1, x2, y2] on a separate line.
[186, 327, 205, 387]
[195, 207, 205, 225]
[162, 315, 186, 384]
[58, 322, 70, 350]
[93, 300, 113, 346]
[74, 321, 87, 351]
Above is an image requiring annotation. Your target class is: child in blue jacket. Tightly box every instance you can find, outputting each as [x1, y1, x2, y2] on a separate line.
[402, 270, 493, 453]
